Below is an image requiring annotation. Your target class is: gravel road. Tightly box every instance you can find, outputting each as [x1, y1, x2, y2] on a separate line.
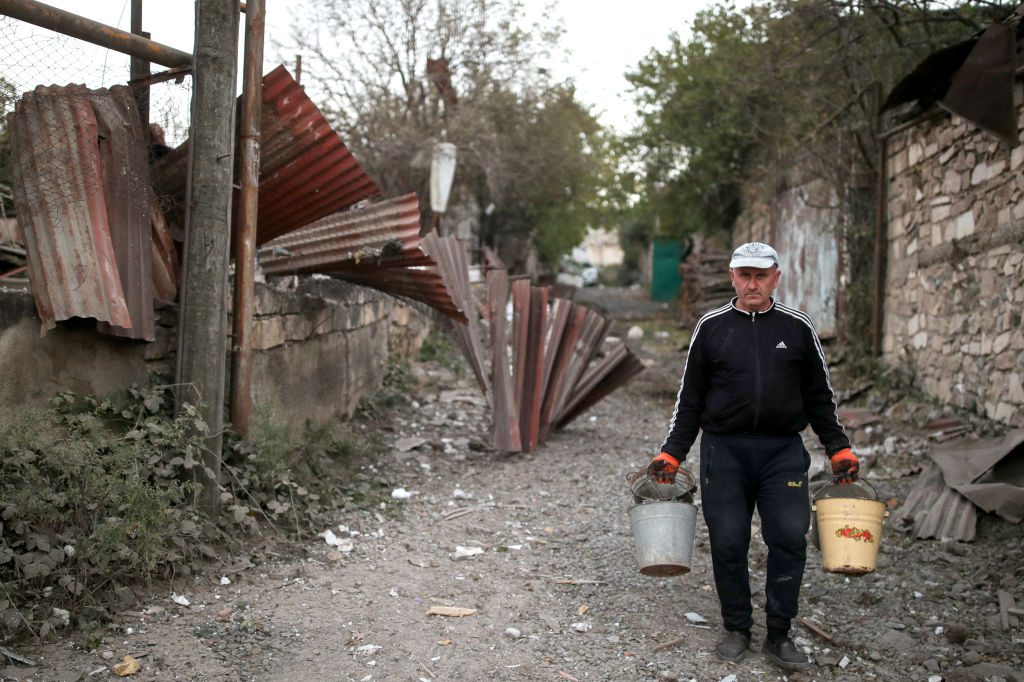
[13, 322, 1024, 682]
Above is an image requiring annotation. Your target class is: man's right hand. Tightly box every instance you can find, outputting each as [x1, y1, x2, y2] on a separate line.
[647, 452, 680, 484]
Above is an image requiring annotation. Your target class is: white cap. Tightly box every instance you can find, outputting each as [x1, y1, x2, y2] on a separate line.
[729, 242, 779, 269]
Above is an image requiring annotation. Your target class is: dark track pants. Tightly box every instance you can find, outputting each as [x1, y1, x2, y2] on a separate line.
[699, 431, 810, 637]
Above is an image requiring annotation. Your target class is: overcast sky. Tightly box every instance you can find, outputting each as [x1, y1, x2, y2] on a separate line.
[3, 0, 711, 133]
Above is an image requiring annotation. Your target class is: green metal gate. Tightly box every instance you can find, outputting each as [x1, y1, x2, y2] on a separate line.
[651, 238, 682, 302]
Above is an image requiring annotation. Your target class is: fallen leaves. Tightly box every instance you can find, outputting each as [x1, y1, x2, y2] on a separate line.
[113, 655, 141, 676]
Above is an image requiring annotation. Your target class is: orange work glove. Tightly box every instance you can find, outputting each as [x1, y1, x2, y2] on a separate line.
[647, 452, 680, 484]
[830, 448, 860, 482]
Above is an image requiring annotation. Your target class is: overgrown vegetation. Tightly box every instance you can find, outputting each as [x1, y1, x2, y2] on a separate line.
[0, 378, 407, 641]
[627, 0, 1011, 242]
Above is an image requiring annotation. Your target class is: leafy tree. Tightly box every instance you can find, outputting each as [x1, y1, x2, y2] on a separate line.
[625, 0, 1010, 243]
[282, 0, 613, 268]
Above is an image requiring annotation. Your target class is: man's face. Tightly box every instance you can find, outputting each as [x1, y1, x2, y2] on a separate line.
[730, 266, 781, 313]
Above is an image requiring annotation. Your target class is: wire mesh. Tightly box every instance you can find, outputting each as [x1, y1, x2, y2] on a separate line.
[0, 14, 192, 222]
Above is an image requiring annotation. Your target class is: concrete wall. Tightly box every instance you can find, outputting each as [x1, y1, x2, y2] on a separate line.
[0, 278, 431, 428]
[883, 83, 1024, 427]
[0, 285, 151, 406]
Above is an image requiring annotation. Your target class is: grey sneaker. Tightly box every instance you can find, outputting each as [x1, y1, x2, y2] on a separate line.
[715, 630, 752, 662]
[762, 637, 812, 669]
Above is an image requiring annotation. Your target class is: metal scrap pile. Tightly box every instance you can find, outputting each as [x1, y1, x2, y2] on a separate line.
[894, 429, 1024, 542]
[481, 261, 644, 453]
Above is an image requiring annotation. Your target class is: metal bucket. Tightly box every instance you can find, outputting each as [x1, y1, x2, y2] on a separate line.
[627, 469, 698, 577]
[812, 478, 889, 575]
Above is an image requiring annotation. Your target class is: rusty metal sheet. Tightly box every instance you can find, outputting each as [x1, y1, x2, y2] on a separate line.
[540, 298, 572, 399]
[894, 463, 977, 542]
[259, 195, 465, 322]
[518, 286, 548, 452]
[328, 267, 465, 322]
[259, 194, 427, 273]
[538, 300, 586, 441]
[482, 245, 506, 271]
[550, 308, 611, 423]
[9, 84, 132, 334]
[255, 66, 380, 243]
[152, 65, 380, 245]
[150, 185, 178, 303]
[555, 343, 645, 428]
[92, 86, 154, 341]
[511, 279, 531, 415]
[421, 232, 490, 400]
[486, 268, 520, 452]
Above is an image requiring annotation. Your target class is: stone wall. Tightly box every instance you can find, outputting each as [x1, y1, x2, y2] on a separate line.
[0, 278, 432, 429]
[883, 82, 1024, 427]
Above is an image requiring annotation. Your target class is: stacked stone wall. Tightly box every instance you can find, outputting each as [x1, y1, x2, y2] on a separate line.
[883, 82, 1024, 427]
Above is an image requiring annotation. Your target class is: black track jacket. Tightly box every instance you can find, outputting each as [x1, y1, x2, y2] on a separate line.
[660, 298, 850, 461]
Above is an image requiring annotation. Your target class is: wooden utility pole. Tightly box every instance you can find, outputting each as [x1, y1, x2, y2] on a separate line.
[229, 0, 265, 436]
[176, 0, 239, 516]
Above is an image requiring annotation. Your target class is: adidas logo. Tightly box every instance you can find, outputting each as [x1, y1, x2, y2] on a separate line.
[776, 341, 788, 349]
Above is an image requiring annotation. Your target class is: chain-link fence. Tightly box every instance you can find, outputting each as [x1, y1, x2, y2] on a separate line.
[0, 14, 192, 222]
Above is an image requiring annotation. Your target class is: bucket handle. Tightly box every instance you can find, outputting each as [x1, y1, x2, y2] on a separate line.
[626, 467, 697, 494]
[811, 475, 883, 503]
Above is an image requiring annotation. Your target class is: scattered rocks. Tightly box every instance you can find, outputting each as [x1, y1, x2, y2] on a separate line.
[878, 629, 917, 652]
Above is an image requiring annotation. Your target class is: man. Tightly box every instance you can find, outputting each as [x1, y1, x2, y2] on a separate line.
[649, 242, 859, 670]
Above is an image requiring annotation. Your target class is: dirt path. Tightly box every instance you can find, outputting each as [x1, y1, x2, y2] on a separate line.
[12, 326, 1024, 682]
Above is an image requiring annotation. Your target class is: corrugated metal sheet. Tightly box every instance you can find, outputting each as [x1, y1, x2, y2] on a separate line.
[486, 267, 520, 452]
[510, 281, 547, 451]
[893, 463, 977, 542]
[259, 193, 428, 273]
[255, 66, 380, 243]
[421, 232, 491, 400]
[258, 195, 466, 323]
[153, 65, 380, 246]
[538, 300, 586, 441]
[555, 342, 645, 428]
[9, 84, 132, 335]
[486, 282, 640, 453]
[150, 185, 179, 304]
[325, 267, 465, 322]
[92, 87, 154, 341]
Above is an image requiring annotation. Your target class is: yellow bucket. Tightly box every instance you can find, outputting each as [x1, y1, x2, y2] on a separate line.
[812, 481, 888, 575]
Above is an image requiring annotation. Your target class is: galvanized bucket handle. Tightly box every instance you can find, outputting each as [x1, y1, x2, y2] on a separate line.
[626, 467, 697, 506]
[811, 475, 882, 503]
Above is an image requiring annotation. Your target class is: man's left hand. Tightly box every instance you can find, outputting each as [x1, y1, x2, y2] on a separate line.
[830, 448, 860, 482]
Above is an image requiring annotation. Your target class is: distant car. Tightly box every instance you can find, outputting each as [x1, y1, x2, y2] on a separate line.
[559, 258, 599, 287]
[579, 262, 599, 287]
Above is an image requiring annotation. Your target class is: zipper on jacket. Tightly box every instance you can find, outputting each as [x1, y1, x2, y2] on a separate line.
[752, 313, 761, 430]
